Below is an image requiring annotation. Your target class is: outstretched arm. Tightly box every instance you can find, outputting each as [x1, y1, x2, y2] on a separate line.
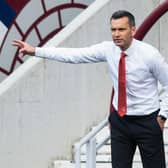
[12, 40, 35, 56]
[12, 40, 107, 63]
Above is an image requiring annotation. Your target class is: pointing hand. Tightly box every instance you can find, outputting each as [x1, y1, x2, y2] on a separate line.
[12, 40, 35, 56]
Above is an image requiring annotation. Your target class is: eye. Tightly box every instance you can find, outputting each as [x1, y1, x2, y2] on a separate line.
[111, 28, 115, 32]
[118, 28, 126, 31]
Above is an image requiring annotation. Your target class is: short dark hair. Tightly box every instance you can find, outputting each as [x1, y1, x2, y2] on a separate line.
[110, 10, 135, 26]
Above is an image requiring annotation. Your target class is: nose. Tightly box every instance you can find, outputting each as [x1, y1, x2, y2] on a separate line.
[114, 30, 120, 37]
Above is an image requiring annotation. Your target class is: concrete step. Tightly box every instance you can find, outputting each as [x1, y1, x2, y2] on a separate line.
[80, 149, 141, 162]
[54, 159, 168, 168]
[54, 160, 143, 168]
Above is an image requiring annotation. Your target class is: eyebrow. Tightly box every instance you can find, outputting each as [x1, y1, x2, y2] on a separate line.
[111, 27, 127, 31]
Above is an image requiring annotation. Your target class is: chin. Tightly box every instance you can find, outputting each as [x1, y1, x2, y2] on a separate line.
[116, 44, 123, 48]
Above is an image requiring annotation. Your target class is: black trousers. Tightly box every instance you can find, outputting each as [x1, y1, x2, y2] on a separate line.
[108, 109, 166, 168]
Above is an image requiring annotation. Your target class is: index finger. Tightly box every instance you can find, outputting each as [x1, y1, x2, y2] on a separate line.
[12, 40, 25, 47]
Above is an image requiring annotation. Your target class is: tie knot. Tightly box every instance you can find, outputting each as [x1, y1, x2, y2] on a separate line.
[121, 52, 126, 57]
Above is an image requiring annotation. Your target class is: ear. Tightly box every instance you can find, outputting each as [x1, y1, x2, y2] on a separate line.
[131, 26, 136, 37]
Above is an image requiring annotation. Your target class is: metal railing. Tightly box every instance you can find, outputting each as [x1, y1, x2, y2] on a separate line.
[73, 118, 110, 168]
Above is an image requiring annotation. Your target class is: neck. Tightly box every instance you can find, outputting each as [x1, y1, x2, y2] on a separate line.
[121, 38, 134, 51]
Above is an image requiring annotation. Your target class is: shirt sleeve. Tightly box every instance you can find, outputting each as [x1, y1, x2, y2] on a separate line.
[150, 51, 168, 119]
[35, 42, 107, 64]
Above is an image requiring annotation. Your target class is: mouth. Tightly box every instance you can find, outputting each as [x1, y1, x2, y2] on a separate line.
[114, 39, 123, 45]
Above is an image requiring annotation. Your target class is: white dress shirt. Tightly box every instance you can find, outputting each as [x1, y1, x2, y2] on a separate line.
[35, 39, 168, 118]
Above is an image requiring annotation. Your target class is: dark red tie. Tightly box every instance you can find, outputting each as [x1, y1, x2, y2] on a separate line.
[118, 52, 127, 117]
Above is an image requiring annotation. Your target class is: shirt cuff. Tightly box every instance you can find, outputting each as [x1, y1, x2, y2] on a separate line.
[35, 47, 41, 57]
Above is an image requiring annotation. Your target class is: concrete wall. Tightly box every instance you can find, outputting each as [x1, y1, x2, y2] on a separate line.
[0, 0, 168, 168]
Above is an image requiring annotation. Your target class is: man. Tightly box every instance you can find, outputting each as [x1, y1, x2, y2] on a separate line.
[13, 10, 167, 168]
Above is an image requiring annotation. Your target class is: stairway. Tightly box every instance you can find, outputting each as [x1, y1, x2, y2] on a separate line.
[54, 122, 168, 168]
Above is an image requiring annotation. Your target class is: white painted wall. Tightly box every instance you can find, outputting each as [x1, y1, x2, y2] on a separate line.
[0, 0, 167, 168]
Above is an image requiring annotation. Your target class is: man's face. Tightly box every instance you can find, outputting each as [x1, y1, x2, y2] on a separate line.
[111, 17, 136, 51]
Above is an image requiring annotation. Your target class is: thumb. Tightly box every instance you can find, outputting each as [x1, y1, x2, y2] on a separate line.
[19, 48, 26, 54]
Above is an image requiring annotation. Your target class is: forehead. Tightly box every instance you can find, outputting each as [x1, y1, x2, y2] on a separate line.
[111, 17, 130, 27]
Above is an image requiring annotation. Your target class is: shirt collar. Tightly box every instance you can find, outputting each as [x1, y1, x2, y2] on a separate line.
[120, 38, 136, 57]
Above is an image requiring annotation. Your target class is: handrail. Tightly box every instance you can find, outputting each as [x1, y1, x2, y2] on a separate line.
[73, 118, 110, 168]
[96, 134, 110, 151]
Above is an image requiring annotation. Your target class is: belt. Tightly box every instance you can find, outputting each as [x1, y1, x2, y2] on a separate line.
[123, 109, 160, 120]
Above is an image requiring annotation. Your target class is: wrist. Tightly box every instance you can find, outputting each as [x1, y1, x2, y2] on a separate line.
[30, 47, 35, 56]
